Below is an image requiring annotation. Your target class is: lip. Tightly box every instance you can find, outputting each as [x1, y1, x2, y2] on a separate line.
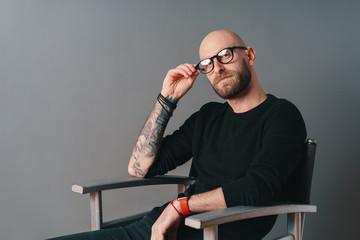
[219, 75, 231, 82]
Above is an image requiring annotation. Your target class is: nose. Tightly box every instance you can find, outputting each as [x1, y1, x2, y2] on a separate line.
[212, 58, 225, 74]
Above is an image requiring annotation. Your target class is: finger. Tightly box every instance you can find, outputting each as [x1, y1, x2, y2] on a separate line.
[193, 70, 200, 78]
[188, 69, 200, 81]
[175, 65, 192, 77]
[182, 63, 197, 73]
[193, 64, 200, 73]
[151, 231, 164, 240]
[176, 63, 195, 76]
[170, 67, 190, 78]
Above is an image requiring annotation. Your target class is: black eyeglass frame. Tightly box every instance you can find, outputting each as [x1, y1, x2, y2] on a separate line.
[195, 46, 247, 74]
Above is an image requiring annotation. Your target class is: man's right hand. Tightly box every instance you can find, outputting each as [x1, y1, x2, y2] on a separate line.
[161, 63, 199, 101]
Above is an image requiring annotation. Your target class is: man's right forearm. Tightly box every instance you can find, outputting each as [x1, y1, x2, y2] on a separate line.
[128, 63, 198, 177]
[128, 99, 174, 177]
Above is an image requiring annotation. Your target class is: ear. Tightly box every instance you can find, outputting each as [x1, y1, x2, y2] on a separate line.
[246, 47, 256, 66]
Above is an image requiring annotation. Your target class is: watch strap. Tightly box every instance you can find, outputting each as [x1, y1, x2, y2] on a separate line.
[178, 197, 191, 215]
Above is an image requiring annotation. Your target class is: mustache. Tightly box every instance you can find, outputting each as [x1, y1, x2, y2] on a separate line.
[213, 71, 236, 83]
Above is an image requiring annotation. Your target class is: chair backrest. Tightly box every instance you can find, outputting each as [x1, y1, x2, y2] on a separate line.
[279, 138, 317, 204]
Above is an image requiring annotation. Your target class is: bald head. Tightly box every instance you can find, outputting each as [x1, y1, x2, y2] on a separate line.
[199, 30, 246, 59]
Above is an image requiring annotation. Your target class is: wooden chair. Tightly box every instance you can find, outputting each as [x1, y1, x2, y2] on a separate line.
[72, 138, 317, 240]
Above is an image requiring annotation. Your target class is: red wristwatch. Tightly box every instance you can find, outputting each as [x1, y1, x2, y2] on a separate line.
[178, 196, 191, 215]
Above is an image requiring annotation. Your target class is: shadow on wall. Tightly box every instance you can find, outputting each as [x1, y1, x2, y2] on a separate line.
[329, 169, 360, 239]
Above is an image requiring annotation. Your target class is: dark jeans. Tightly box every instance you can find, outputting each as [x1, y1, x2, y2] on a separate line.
[48, 216, 154, 240]
[48, 215, 203, 240]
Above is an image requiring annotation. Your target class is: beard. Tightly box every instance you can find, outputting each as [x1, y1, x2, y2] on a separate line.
[211, 59, 252, 99]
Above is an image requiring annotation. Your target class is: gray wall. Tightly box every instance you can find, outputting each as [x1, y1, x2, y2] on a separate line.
[1, 0, 359, 239]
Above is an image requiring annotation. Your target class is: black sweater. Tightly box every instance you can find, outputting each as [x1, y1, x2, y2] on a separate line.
[145, 94, 307, 238]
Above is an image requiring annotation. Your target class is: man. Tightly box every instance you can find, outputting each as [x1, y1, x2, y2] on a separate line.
[50, 30, 306, 240]
[128, 29, 306, 239]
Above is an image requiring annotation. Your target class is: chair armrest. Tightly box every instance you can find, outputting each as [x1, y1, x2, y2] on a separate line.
[185, 203, 317, 229]
[72, 175, 196, 194]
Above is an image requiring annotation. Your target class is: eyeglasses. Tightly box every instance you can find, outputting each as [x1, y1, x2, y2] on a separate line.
[195, 46, 247, 74]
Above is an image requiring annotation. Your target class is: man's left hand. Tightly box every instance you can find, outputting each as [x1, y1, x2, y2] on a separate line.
[151, 202, 181, 240]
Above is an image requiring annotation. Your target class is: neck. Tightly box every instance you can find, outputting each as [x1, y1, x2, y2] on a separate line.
[226, 76, 267, 113]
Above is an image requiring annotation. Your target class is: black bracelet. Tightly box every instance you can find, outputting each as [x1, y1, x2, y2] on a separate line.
[157, 97, 171, 116]
[157, 93, 177, 116]
[158, 93, 177, 109]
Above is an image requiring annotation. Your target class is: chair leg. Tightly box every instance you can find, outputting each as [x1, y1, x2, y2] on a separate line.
[287, 213, 302, 240]
[300, 213, 306, 239]
[273, 234, 294, 240]
[178, 183, 193, 195]
[178, 184, 185, 194]
[90, 191, 103, 230]
[203, 225, 218, 240]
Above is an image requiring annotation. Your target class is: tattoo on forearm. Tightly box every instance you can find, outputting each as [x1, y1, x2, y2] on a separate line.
[130, 96, 176, 176]
[131, 160, 146, 177]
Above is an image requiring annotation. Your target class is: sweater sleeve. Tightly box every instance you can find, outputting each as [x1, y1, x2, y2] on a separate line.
[144, 111, 198, 177]
[221, 102, 307, 207]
